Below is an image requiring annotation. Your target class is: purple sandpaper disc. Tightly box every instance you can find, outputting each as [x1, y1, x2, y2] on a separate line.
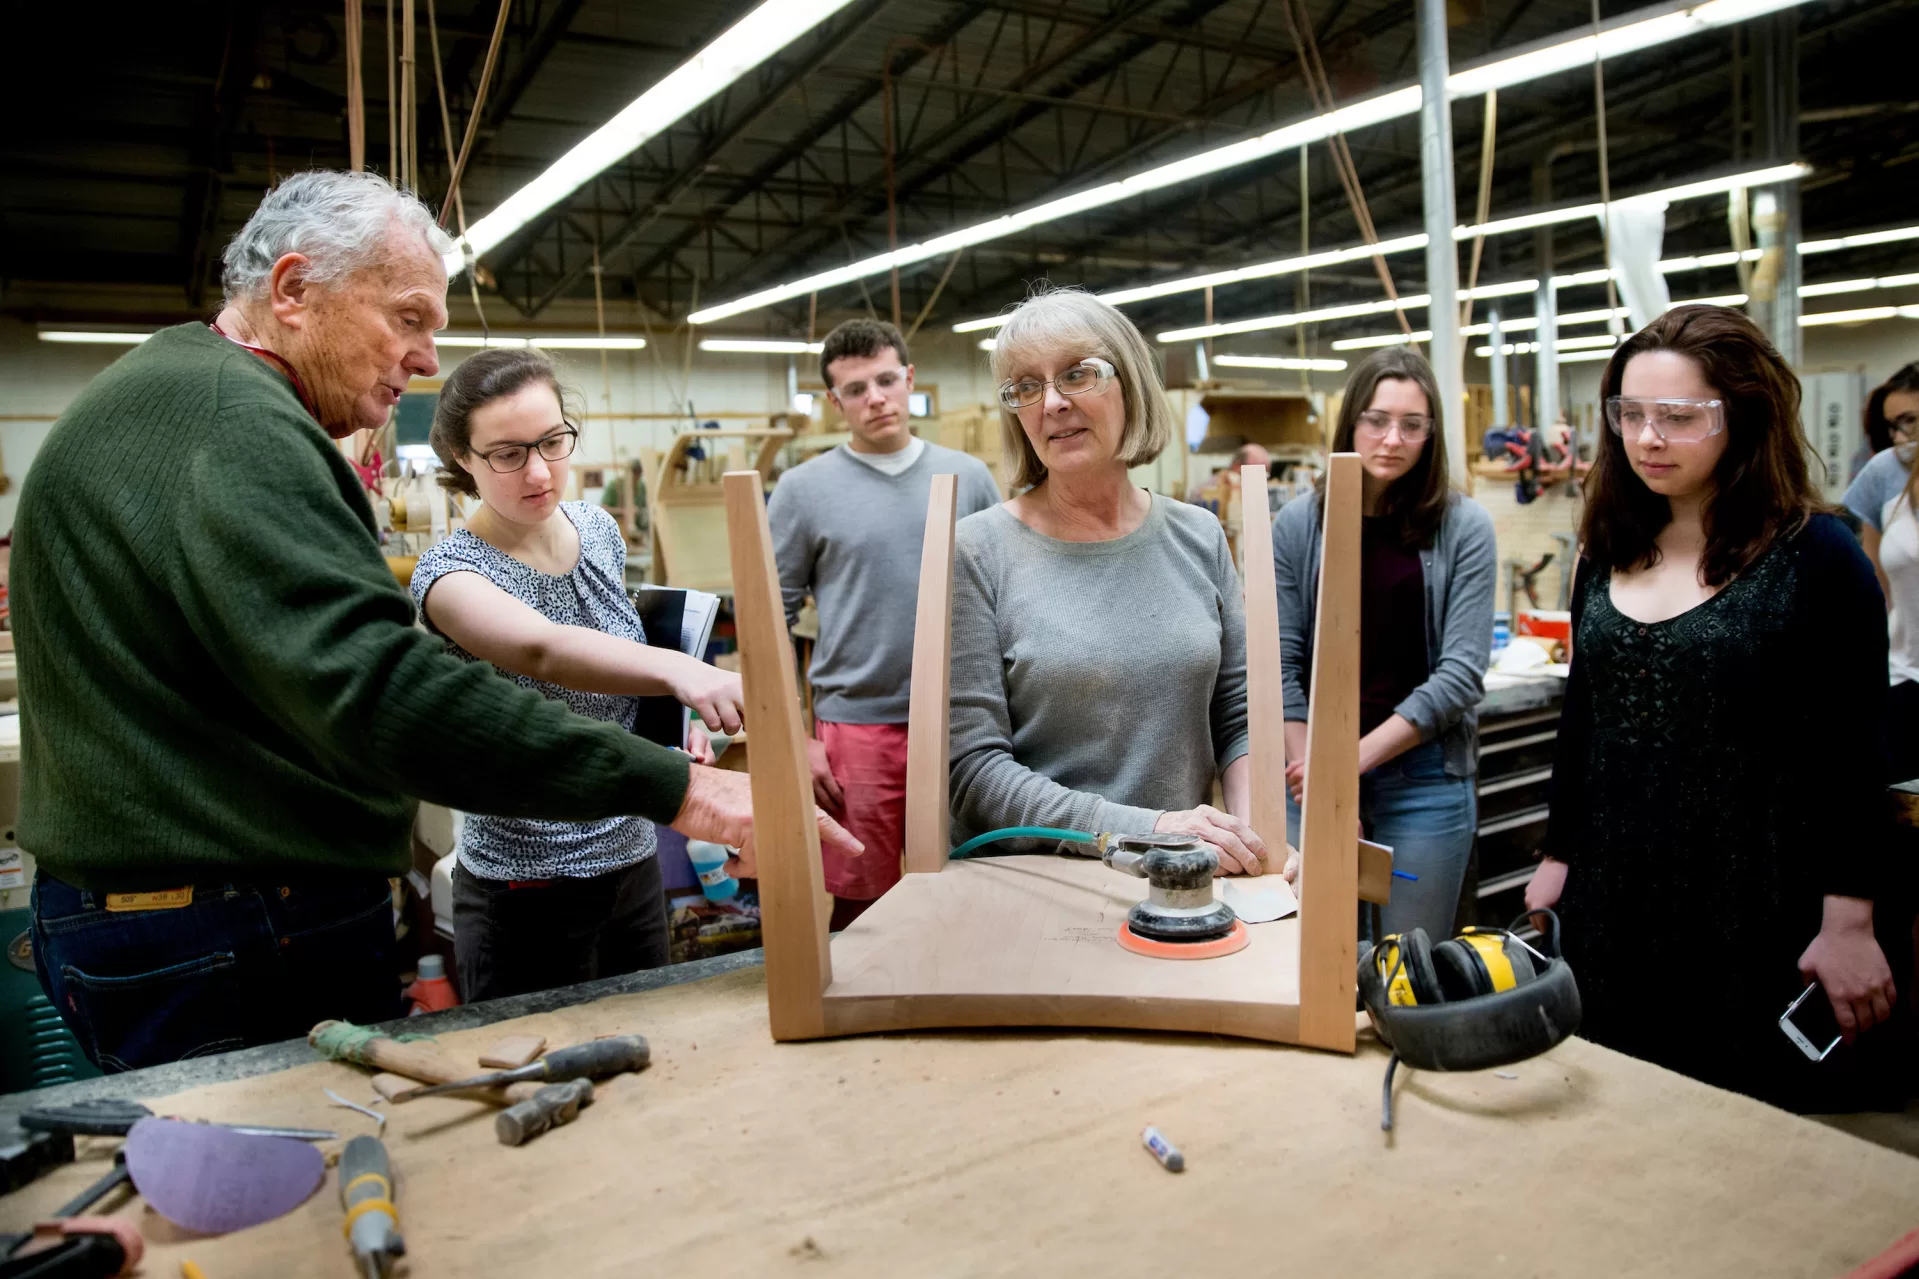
[124, 1117, 326, 1235]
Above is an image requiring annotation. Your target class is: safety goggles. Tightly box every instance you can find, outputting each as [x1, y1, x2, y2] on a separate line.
[1355, 410, 1434, 442]
[1603, 396, 1726, 443]
[998, 357, 1116, 411]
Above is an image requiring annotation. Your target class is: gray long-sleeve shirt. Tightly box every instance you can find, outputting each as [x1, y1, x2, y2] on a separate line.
[770, 442, 1001, 724]
[1269, 491, 1496, 778]
[948, 494, 1252, 845]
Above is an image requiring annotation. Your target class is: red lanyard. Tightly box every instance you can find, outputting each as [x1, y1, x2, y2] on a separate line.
[207, 321, 325, 428]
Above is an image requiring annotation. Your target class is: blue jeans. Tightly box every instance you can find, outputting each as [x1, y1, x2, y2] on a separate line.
[31, 870, 401, 1073]
[1286, 740, 1476, 943]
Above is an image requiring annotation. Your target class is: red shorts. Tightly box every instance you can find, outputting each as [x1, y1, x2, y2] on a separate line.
[815, 719, 908, 901]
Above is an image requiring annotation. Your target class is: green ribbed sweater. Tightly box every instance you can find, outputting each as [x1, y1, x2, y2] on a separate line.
[12, 323, 690, 890]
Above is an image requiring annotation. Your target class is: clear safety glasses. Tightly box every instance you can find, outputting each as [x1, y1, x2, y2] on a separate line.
[998, 357, 1116, 411]
[1603, 397, 1726, 443]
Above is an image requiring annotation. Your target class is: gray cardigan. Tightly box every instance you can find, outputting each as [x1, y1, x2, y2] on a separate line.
[1269, 490, 1496, 778]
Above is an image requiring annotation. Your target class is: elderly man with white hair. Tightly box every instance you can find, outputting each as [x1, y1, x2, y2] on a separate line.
[12, 171, 855, 1072]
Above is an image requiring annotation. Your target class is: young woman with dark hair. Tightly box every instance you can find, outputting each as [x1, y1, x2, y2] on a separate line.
[1849, 360, 1919, 482]
[410, 348, 749, 1001]
[1846, 362, 1919, 784]
[1270, 345, 1497, 940]
[1527, 305, 1901, 1111]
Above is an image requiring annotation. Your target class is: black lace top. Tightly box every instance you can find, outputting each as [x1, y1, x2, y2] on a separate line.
[1544, 514, 1897, 1108]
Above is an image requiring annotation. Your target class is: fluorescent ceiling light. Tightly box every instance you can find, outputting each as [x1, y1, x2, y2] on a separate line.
[976, 338, 998, 351]
[1801, 224, 1919, 254]
[953, 165, 1808, 333]
[1800, 305, 1919, 327]
[1475, 335, 1623, 356]
[448, 0, 861, 275]
[38, 331, 154, 344]
[698, 339, 825, 354]
[1094, 236, 1431, 310]
[1798, 272, 1919, 298]
[1214, 354, 1349, 371]
[1161, 295, 1429, 343]
[1555, 348, 1621, 364]
[434, 334, 647, 349]
[1332, 330, 1434, 351]
[693, 1, 1816, 325]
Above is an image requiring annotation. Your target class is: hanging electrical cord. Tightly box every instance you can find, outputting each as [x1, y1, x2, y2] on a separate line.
[1279, 0, 1416, 342]
[905, 249, 964, 342]
[385, 0, 397, 178]
[344, 0, 366, 172]
[425, 0, 490, 342]
[591, 242, 616, 460]
[441, 0, 511, 230]
[1460, 90, 1499, 331]
[1591, 0, 1624, 335]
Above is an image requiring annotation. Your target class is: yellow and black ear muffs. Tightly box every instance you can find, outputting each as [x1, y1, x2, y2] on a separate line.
[1357, 909, 1583, 1133]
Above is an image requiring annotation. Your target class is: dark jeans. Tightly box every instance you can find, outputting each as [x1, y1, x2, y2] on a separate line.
[1891, 679, 1919, 785]
[452, 856, 670, 1004]
[1286, 740, 1478, 944]
[31, 870, 401, 1074]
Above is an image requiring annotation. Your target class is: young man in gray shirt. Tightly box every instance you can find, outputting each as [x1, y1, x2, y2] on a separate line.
[769, 319, 1001, 926]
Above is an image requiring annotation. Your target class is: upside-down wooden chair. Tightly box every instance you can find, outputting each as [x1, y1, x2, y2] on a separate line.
[720, 454, 1381, 1052]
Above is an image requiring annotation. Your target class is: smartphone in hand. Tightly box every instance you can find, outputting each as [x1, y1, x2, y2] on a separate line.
[1780, 983, 1844, 1062]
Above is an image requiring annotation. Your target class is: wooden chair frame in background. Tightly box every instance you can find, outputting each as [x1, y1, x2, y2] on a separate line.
[721, 454, 1372, 1052]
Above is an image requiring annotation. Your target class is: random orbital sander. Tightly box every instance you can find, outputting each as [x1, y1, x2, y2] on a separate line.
[1095, 833, 1248, 959]
[946, 826, 1250, 959]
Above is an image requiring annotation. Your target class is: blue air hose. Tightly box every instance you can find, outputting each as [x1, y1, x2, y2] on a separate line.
[948, 826, 1099, 859]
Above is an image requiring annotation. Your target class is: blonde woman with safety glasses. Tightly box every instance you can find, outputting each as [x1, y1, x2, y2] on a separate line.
[947, 286, 1295, 878]
[1527, 305, 1903, 1114]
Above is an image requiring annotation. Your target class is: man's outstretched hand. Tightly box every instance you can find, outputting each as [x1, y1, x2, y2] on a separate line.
[668, 763, 864, 877]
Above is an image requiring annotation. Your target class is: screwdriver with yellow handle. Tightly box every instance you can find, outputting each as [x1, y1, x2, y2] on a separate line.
[339, 1135, 403, 1279]
[387, 1034, 650, 1103]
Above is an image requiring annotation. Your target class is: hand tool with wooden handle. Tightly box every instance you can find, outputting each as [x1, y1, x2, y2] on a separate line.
[389, 1035, 650, 1103]
[307, 1021, 545, 1106]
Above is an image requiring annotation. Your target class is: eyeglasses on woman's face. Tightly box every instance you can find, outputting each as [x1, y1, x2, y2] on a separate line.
[998, 357, 1117, 411]
[1604, 397, 1726, 443]
[1354, 410, 1433, 443]
[473, 425, 579, 473]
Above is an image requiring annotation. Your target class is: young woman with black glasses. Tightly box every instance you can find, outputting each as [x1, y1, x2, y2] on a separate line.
[1527, 305, 1903, 1111]
[409, 347, 748, 1001]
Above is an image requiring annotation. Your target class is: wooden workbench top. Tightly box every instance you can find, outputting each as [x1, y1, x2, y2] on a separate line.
[3, 965, 1913, 1277]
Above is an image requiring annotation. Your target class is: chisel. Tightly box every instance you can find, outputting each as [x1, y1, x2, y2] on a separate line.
[388, 1035, 649, 1103]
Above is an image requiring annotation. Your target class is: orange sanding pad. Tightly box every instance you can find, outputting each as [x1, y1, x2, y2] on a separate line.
[1116, 917, 1249, 960]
